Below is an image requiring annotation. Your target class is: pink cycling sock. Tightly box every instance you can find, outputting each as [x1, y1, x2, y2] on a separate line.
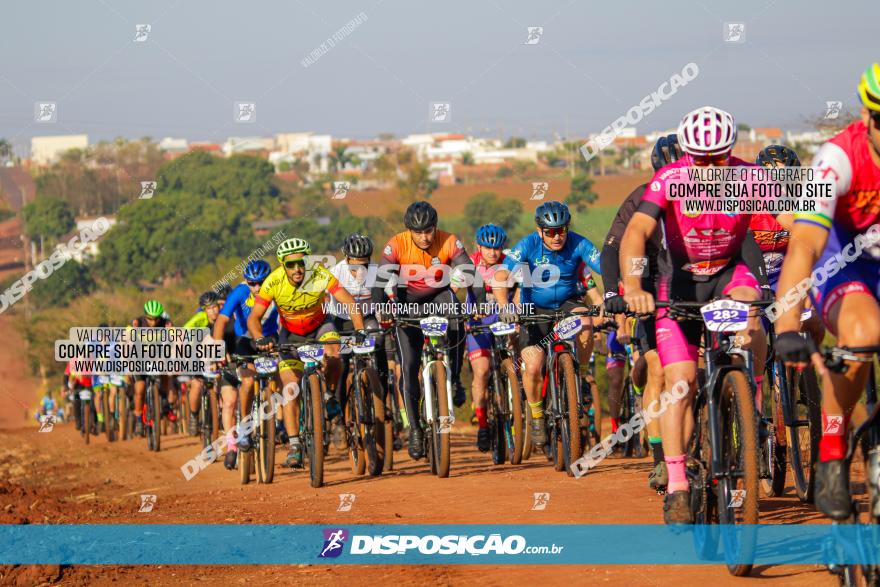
[665, 454, 688, 492]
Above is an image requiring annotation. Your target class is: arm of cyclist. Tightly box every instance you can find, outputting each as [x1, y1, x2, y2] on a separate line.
[335, 287, 366, 332]
[247, 299, 273, 350]
[620, 209, 658, 314]
[742, 229, 772, 297]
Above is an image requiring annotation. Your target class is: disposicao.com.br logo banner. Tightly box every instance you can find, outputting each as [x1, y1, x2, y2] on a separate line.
[4, 524, 880, 565]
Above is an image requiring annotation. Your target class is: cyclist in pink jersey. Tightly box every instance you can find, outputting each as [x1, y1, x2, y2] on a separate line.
[775, 63, 880, 520]
[620, 106, 767, 524]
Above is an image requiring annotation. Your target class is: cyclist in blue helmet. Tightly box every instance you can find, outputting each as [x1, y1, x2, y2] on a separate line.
[212, 259, 279, 468]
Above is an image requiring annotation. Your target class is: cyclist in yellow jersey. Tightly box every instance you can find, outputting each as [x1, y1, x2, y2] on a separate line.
[248, 238, 365, 468]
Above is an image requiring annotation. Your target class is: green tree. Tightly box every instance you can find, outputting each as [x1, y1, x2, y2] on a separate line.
[461, 192, 522, 236]
[22, 197, 76, 242]
[0, 138, 12, 163]
[277, 160, 292, 172]
[504, 137, 526, 148]
[32, 261, 95, 308]
[461, 152, 474, 166]
[496, 166, 513, 179]
[565, 173, 598, 213]
[397, 163, 435, 202]
[737, 123, 751, 132]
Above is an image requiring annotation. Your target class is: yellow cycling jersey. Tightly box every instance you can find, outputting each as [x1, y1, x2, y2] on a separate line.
[255, 264, 341, 335]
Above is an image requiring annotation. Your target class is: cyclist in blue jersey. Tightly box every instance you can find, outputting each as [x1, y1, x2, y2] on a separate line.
[212, 260, 279, 467]
[491, 200, 603, 447]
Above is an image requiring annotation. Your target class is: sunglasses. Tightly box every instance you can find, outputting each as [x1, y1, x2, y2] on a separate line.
[871, 111, 880, 129]
[246, 280, 264, 288]
[284, 260, 306, 269]
[541, 226, 569, 238]
[692, 152, 731, 167]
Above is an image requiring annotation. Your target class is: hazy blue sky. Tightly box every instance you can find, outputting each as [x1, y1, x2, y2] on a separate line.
[1, 0, 876, 152]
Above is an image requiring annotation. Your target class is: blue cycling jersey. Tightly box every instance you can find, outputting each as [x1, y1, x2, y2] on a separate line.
[503, 231, 601, 309]
[221, 283, 279, 337]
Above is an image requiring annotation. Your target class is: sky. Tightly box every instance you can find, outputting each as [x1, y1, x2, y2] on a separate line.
[1, 0, 877, 153]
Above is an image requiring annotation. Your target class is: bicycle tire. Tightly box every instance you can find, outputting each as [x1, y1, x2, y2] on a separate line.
[384, 381, 396, 472]
[718, 369, 759, 577]
[102, 391, 115, 442]
[434, 361, 451, 478]
[501, 358, 525, 465]
[488, 373, 506, 465]
[559, 353, 581, 476]
[308, 372, 326, 488]
[788, 366, 821, 503]
[346, 373, 366, 476]
[121, 391, 131, 441]
[362, 367, 385, 477]
[691, 398, 719, 559]
[82, 399, 91, 445]
[149, 383, 161, 452]
[200, 391, 211, 450]
[259, 384, 277, 484]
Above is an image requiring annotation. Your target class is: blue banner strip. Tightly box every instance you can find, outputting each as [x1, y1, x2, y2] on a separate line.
[1, 524, 878, 565]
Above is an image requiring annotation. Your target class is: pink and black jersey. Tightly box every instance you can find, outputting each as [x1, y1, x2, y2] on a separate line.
[638, 154, 755, 278]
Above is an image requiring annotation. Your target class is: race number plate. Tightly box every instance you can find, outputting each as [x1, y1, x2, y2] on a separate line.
[489, 321, 516, 336]
[297, 345, 325, 363]
[700, 300, 750, 332]
[553, 316, 582, 340]
[353, 337, 376, 355]
[253, 357, 278, 375]
[419, 317, 449, 337]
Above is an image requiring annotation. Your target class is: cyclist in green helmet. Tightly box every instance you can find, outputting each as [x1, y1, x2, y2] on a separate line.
[129, 300, 176, 437]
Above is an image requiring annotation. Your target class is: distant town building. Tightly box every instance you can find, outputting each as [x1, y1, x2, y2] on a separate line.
[30, 134, 88, 166]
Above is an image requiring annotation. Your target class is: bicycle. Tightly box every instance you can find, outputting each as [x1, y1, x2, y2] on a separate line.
[277, 340, 337, 488]
[465, 319, 526, 465]
[384, 356, 405, 468]
[761, 310, 822, 501]
[232, 353, 280, 485]
[820, 345, 880, 586]
[143, 374, 162, 452]
[338, 328, 389, 476]
[394, 315, 467, 478]
[518, 306, 601, 476]
[594, 319, 647, 458]
[76, 385, 95, 445]
[656, 299, 770, 577]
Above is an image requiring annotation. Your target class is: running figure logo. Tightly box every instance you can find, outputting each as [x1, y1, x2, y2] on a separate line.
[337, 493, 356, 512]
[724, 22, 745, 43]
[824, 415, 843, 435]
[430, 102, 451, 123]
[531, 492, 550, 510]
[332, 181, 350, 200]
[140, 181, 157, 200]
[38, 415, 56, 433]
[235, 102, 256, 123]
[138, 494, 157, 513]
[728, 489, 746, 508]
[530, 182, 548, 200]
[824, 101, 843, 120]
[629, 257, 648, 276]
[318, 528, 349, 558]
[35, 102, 57, 123]
[524, 27, 543, 45]
[134, 24, 151, 42]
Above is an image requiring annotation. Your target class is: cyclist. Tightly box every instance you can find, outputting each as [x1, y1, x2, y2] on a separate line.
[750, 145, 825, 343]
[774, 63, 880, 521]
[491, 200, 603, 449]
[65, 359, 93, 434]
[621, 106, 768, 524]
[130, 300, 175, 437]
[328, 233, 389, 448]
[213, 261, 279, 469]
[248, 238, 365, 469]
[460, 223, 508, 452]
[602, 134, 683, 488]
[372, 201, 483, 460]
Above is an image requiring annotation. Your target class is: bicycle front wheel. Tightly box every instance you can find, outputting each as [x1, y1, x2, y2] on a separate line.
[559, 353, 581, 476]
[787, 365, 821, 503]
[307, 373, 326, 488]
[717, 369, 759, 577]
[258, 384, 277, 484]
[433, 361, 451, 478]
[501, 358, 525, 465]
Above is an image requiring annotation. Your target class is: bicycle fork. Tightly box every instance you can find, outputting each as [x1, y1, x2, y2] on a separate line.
[421, 355, 453, 428]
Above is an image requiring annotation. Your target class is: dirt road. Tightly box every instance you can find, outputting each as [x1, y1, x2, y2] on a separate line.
[0, 420, 836, 586]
